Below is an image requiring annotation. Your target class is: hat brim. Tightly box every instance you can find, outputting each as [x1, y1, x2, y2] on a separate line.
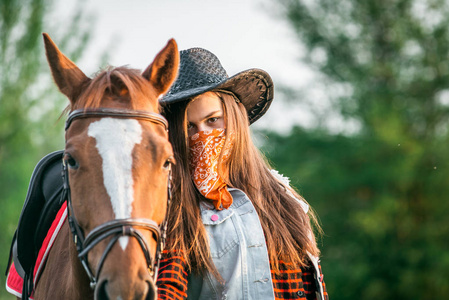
[161, 69, 273, 124]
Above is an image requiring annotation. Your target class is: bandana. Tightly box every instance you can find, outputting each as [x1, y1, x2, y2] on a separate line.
[189, 129, 234, 210]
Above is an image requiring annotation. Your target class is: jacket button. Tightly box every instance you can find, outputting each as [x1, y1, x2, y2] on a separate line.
[211, 214, 219, 221]
[297, 290, 305, 297]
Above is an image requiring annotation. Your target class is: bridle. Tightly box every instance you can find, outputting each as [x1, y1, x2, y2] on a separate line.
[62, 108, 172, 289]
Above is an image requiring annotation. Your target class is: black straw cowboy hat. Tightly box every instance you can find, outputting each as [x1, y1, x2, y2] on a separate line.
[160, 48, 274, 124]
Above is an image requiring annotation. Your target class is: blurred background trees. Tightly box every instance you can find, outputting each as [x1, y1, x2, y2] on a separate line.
[263, 0, 449, 299]
[0, 0, 95, 297]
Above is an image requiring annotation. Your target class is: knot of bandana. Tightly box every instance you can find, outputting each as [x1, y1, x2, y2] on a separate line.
[189, 129, 233, 210]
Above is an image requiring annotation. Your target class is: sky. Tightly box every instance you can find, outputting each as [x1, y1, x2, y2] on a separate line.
[52, 0, 319, 132]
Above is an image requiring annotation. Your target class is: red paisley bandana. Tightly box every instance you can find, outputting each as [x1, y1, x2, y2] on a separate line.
[189, 129, 234, 210]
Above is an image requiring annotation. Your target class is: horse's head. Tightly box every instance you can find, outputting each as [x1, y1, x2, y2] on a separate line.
[43, 33, 179, 300]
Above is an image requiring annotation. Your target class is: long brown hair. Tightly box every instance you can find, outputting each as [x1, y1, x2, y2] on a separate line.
[162, 91, 321, 276]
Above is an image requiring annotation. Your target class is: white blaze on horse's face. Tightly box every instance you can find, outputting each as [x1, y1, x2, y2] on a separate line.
[88, 118, 142, 250]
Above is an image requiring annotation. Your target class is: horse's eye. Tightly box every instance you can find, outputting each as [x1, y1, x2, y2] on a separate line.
[163, 157, 173, 170]
[66, 155, 79, 169]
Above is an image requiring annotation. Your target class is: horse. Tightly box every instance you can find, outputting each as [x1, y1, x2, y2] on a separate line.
[26, 33, 179, 300]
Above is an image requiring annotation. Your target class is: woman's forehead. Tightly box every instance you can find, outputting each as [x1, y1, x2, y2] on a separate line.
[187, 92, 223, 118]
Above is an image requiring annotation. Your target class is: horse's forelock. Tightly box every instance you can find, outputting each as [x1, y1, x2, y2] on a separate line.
[72, 67, 157, 111]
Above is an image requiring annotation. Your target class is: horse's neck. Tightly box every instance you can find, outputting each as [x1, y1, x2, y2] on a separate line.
[33, 220, 93, 299]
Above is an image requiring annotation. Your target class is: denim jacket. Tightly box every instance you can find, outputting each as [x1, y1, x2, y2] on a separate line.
[186, 188, 326, 300]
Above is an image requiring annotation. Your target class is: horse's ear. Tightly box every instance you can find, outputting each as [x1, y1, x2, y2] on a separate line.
[142, 39, 179, 96]
[43, 33, 89, 104]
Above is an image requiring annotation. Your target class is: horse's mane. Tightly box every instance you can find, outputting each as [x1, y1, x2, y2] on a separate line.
[70, 66, 157, 111]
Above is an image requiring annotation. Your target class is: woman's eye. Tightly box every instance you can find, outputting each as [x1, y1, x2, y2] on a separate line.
[187, 123, 193, 129]
[208, 117, 218, 123]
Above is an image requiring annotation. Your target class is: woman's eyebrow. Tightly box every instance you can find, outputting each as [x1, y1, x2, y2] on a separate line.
[201, 110, 221, 121]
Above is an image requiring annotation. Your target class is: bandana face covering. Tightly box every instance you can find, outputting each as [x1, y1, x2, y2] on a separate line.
[189, 128, 234, 210]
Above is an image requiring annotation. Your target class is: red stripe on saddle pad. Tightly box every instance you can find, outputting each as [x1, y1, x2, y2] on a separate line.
[6, 202, 68, 298]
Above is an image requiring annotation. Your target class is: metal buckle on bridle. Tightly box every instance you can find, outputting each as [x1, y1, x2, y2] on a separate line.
[62, 108, 172, 289]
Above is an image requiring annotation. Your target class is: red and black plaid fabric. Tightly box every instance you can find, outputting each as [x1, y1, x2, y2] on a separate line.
[271, 260, 329, 300]
[157, 250, 188, 300]
[157, 250, 328, 300]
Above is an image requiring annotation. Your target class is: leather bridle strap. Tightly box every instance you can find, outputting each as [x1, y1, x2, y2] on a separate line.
[78, 219, 161, 287]
[65, 108, 168, 131]
[80, 219, 160, 256]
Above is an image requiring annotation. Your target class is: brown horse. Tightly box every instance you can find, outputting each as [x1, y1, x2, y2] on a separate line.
[31, 34, 179, 299]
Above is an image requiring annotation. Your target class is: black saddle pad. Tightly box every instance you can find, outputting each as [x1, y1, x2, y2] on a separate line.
[10, 150, 65, 277]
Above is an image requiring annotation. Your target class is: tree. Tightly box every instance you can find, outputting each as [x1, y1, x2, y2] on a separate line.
[0, 0, 95, 297]
[263, 0, 449, 299]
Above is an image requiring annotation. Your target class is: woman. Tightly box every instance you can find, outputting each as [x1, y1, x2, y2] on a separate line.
[157, 48, 328, 300]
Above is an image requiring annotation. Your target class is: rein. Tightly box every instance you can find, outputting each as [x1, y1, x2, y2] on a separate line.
[62, 108, 172, 289]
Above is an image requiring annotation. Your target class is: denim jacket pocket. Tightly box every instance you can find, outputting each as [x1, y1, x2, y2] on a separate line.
[202, 208, 234, 225]
[202, 208, 239, 259]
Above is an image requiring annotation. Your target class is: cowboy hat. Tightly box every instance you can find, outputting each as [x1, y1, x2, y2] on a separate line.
[160, 48, 274, 124]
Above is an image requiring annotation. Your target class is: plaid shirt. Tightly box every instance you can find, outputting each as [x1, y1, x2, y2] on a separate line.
[157, 250, 329, 300]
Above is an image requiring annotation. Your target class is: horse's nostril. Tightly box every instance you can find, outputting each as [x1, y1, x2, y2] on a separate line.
[96, 280, 109, 300]
[146, 280, 157, 300]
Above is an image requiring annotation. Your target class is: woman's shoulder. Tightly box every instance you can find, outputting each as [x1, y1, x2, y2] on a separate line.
[269, 169, 309, 213]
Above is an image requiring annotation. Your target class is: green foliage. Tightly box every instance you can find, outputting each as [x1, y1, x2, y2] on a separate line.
[0, 0, 94, 297]
[264, 0, 449, 298]
[263, 128, 449, 299]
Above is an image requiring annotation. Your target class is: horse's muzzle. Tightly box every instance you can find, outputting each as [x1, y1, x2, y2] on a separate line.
[95, 277, 157, 300]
